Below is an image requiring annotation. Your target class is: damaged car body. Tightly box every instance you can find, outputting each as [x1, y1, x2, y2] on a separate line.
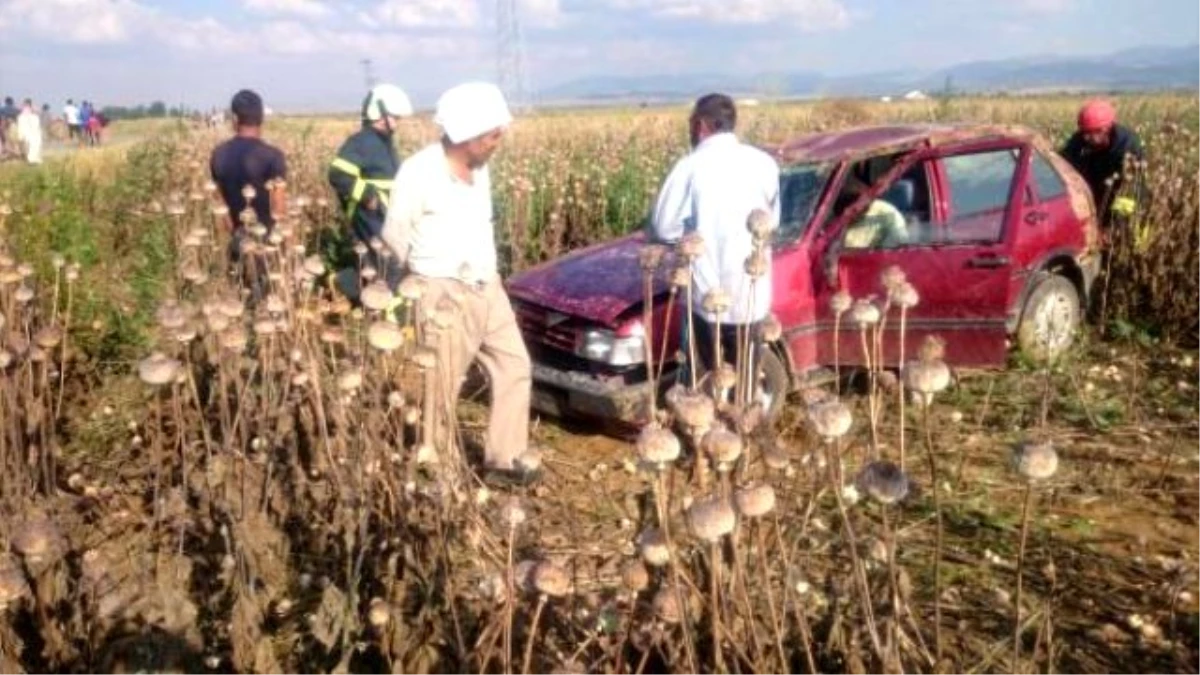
[507, 124, 1102, 426]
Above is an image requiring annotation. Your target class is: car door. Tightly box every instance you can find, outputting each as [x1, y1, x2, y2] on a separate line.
[814, 141, 1029, 367]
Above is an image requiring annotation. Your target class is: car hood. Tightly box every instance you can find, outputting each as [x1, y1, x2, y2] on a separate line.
[507, 232, 671, 327]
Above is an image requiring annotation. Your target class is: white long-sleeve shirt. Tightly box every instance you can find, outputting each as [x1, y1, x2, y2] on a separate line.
[380, 142, 498, 283]
[16, 110, 41, 144]
[651, 132, 780, 324]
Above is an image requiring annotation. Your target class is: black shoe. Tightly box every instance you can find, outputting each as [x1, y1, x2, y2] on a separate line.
[482, 466, 543, 488]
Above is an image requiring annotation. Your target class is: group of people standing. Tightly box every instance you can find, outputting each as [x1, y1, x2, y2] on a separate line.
[206, 84, 1143, 488]
[0, 96, 107, 164]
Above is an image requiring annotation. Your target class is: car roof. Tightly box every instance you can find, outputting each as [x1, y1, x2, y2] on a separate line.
[766, 123, 1041, 165]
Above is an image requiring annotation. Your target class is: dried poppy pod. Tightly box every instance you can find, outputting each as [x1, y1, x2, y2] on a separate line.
[319, 327, 345, 345]
[206, 313, 230, 334]
[903, 359, 951, 407]
[397, 275, 426, 303]
[264, 295, 287, 315]
[687, 497, 736, 542]
[156, 304, 189, 330]
[701, 289, 732, 315]
[701, 427, 742, 470]
[173, 323, 198, 343]
[16, 264, 33, 279]
[807, 398, 852, 441]
[677, 232, 705, 261]
[14, 285, 34, 304]
[734, 483, 777, 518]
[711, 365, 738, 394]
[410, 347, 438, 370]
[499, 498, 527, 529]
[241, 184, 257, 202]
[0, 349, 11, 370]
[303, 255, 325, 278]
[1012, 440, 1059, 481]
[366, 598, 391, 629]
[252, 319, 277, 336]
[622, 560, 650, 594]
[181, 233, 202, 249]
[7, 332, 28, 357]
[34, 324, 62, 349]
[850, 299, 880, 326]
[220, 330, 247, 353]
[880, 265, 906, 292]
[746, 208, 773, 241]
[761, 314, 782, 342]
[0, 554, 31, 609]
[361, 282, 394, 312]
[830, 290, 852, 315]
[639, 244, 666, 273]
[387, 391, 406, 409]
[211, 204, 230, 218]
[337, 369, 363, 392]
[0, 268, 21, 285]
[918, 335, 946, 362]
[636, 425, 681, 466]
[11, 517, 64, 567]
[532, 561, 571, 597]
[367, 321, 405, 352]
[637, 528, 670, 567]
[669, 265, 691, 288]
[892, 281, 919, 309]
[653, 587, 684, 624]
[856, 461, 910, 505]
[138, 353, 181, 386]
[762, 442, 791, 470]
[217, 298, 245, 320]
[181, 265, 207, 285]
[671, 391, 715, 438]
[744, 249, 769, 278]
[414, 443, 437, 465]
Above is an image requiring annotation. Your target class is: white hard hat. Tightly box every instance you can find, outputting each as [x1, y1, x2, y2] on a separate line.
[434, 82, 511, 143]
[364, 84, 413, 121]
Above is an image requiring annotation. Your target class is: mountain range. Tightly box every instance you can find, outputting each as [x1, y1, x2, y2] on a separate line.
[538, 44, 1199, 104]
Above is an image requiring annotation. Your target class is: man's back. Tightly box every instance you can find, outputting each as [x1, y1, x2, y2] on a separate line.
[1061, 123, 1143, 204]
[210, 136, 287, 228]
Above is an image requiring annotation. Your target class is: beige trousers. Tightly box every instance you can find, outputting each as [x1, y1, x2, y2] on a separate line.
[420, 276, 531, 470]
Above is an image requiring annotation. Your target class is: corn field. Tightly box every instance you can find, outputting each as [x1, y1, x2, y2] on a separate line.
[0, 94, 1194, 673]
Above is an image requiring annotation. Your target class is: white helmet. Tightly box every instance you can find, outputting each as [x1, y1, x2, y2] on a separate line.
[364, 84, 413, 121]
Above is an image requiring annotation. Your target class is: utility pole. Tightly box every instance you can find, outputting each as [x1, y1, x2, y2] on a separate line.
[496, 0, 530, 110]
[361, 58, 377, 90]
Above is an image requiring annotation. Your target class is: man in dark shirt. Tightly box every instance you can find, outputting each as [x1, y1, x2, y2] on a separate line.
[210, 89, 287, 234]
[328, 83, 412, 293]
[1060, 99, 1145, 227]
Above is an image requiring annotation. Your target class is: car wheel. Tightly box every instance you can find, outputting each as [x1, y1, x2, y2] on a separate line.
[1016, 273, 1080, 361]
[759, 347, 790, 422]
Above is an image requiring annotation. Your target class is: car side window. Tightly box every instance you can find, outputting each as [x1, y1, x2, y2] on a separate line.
[1030, 151, 1068, 201]
[942, 148, 1019, 244]
[836, 159, 935, 251]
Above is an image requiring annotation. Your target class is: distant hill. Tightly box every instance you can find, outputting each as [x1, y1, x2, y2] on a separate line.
[539, 43, 1199, 104]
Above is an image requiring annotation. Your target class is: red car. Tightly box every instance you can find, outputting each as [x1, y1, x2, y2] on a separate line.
[507, 124, 1102, 425]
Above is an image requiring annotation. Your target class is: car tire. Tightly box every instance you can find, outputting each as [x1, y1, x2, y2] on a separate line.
[1016, 273, 1081, 362]
[760, 347, 790, 422]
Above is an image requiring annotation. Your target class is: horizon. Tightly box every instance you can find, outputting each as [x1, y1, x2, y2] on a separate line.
[0, 0, 1197, 113]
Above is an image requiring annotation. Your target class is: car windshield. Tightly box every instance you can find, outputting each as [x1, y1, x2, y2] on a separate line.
[775, 162, 832, 243]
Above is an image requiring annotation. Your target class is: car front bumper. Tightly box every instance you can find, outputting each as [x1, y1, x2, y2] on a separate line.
[530, 361, 670, 426]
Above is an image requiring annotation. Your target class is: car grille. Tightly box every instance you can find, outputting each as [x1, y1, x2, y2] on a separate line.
[513, 301, 578, 353]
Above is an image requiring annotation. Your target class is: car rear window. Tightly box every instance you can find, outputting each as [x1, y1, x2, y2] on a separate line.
[1030, 151, 1068, 200]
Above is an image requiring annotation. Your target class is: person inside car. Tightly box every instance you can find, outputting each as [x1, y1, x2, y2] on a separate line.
[839, 174, 909, 249]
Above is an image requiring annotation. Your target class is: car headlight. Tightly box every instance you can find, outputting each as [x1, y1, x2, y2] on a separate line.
[576, 321, 646, 366]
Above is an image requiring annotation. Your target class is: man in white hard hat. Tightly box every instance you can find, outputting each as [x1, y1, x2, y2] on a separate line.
[381, 82, 537, 486]
[329, 83, 413, 288]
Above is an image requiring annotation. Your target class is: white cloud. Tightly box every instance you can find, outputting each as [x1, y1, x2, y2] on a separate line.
[519, 0, 563, 28]
[0, 0, 145, 43]
[608, 0, 850, 28]
[367, 0, 479, 28]
[1010, 0, 1073, 13]
[242, 0, 332, 18]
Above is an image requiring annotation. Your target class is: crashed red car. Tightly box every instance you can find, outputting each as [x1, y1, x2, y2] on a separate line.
[507, 124, 1102, 425]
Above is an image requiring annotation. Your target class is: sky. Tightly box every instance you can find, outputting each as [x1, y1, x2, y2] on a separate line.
[0, 0, 1196, 112]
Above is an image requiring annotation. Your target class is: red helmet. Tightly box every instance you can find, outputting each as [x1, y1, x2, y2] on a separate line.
[1078, 100, 1116, 133]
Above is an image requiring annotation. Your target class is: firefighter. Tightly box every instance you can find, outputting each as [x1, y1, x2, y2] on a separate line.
[328, 83, 413, 290]
[1060, 99, 1145, 228]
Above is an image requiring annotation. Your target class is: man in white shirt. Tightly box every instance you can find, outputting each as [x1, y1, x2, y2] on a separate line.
[650, 93, 780, 395]
[63, 99, 80, 142]
[16, 99, 43, 164]
[381, 82, 536, 486]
